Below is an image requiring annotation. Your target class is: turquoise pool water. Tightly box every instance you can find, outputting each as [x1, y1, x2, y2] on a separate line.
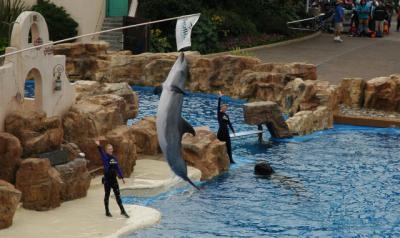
[125, 87, 400, 238]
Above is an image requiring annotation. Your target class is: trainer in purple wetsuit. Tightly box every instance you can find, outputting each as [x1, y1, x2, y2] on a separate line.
[95, 140, 129, 218]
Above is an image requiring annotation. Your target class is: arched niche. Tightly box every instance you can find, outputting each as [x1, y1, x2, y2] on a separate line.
[23, 68, 43, 111]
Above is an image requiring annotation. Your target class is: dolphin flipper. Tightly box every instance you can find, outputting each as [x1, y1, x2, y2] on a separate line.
[170, 85, 187, 95]
[179, 118, 196, 136]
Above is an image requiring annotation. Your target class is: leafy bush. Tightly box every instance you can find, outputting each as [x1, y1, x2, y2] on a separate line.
[31, 0, 78, 41]
[191, 15, 218, 54]
[149, 29, 172, 53]
[0, 37, 8, 55]
[0, 0, 27, 39]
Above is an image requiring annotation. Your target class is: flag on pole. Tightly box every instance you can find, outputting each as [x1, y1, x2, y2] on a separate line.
[175, 14, 200, 51]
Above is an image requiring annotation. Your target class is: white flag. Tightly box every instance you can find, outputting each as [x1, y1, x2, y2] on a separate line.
[175, 14, 200, 51]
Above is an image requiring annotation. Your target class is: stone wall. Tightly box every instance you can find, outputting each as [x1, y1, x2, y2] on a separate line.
[335, 75, 400, 112]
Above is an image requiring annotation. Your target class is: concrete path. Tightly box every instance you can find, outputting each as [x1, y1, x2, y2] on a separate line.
[0, 159, 201, 238]
[247, 31, 400, 85]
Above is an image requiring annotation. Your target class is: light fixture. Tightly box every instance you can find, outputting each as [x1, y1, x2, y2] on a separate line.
[53, 64, 64, 91]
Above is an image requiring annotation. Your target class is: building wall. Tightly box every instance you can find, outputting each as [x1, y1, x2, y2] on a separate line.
[22, 0, 106, 42]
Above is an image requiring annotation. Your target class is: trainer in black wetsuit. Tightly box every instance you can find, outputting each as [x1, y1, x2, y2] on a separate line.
[217, 92, 235, 164]
[96, 141, 129, 218]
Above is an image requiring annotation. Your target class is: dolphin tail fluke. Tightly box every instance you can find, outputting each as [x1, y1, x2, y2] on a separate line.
[184, 176, 200, 190]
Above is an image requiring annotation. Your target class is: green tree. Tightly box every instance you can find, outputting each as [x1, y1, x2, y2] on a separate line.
[32, 0, 78, 41]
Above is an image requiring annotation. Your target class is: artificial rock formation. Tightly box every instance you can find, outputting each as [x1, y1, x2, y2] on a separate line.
[55, 158, 91, 201]
[364, 75, 400, 111]
[243, 101, 292, 138]
[130, 117, 160, 155]
[182, 127, 230, 181]
[0, 180, 21, 229]
[63, 81, 139, 174]
[74, 80, 139, 119]
[335, 78, 365, 108]
[4, 111, 63, 158]
[57, 42, 333, 135]
[0, 132, 22, 183]
[105, 126, 137, 176]
[16, 158, 63, 211]
[286, 106, 333, 136]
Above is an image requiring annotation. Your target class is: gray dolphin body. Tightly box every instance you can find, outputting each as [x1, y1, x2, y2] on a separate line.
[156, 52, 198, 189]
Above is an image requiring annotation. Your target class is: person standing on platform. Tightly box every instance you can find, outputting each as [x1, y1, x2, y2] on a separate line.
[217, 91, 236, 164]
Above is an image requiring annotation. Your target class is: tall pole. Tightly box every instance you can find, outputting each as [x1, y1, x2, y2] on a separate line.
[306, 0, 310, 14]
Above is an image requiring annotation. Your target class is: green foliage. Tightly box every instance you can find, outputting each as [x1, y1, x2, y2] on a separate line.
[149, 29, 173, 53]
[137, 0, 308, 53]
[0, 0, 27, 39]
[31, 0, 78, 41]
[229, 47, 253, 57]
[0, 37, 8, 55]
[191, 15, 218, 54]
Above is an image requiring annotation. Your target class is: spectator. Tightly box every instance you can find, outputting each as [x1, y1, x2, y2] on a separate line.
[397, 5, 400, 31]
[357, 0, 372, 36]
[334, 0, 345, 42]
[373, 0, 388, 37]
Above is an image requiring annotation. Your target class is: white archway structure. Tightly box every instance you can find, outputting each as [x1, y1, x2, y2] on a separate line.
[0, 11, 75, 131]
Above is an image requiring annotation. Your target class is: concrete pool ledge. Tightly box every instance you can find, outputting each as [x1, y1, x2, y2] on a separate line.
[334, 114, 400, 128]
[0, 158, 201, 238]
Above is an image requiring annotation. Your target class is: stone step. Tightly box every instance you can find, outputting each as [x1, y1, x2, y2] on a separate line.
[102, 23, 123, 29]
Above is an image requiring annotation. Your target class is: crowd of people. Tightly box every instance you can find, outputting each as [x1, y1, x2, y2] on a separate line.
[314, 0, 400, 42]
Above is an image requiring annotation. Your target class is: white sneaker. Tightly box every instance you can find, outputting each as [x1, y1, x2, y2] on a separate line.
[337, 37, 343, 43]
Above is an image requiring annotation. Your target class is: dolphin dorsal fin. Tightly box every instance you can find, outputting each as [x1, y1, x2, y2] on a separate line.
[179, 117, 196, 136]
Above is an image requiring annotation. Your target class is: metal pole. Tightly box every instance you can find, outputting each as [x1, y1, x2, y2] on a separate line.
[306, 0, 310, 14]
[0, 13, 201, 59]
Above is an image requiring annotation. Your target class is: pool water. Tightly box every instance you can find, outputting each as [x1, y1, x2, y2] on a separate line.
[125, 87, 400, 238]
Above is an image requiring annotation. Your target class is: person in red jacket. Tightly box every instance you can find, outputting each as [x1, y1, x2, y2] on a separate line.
[95, 139, 129, 218]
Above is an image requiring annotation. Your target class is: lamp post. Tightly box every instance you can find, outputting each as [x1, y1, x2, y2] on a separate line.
[53, 64, 64, 91]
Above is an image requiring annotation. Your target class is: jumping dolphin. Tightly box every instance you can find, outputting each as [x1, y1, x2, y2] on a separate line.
[156, 52, 198, 189]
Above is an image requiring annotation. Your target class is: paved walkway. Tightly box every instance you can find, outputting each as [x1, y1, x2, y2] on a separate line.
[248, 31, 400, 85]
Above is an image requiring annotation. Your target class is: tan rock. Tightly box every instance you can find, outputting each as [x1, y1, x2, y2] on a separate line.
[16, 158, 63, 211]
[336, 78, 366, 108]
[74, 81, 139, 120]
[254, 62, 317, 81]
[131, 117, 160, 155]
[182, 127, 229, 180]
[105, 126, 137, 177]
[243, 101, 292, 138]
[0, 180, 21, 229]
[0, 133, 22, 183]
[55, 158, 91, 201]
[63, 94, 127, 142]
[364, 76, 400, 111]
[286, 111, 314, 136]
[4, 112, 63, 157]
[208, 55, 261, 91]
[60, 142, 82, 161]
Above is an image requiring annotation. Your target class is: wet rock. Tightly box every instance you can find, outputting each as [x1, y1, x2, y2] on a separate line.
[243, 101, 292, 138]
[5, 111, 63, 157]
[0, 180, 21, 229]
[55, 158, 91, 201]
[131, 117, 160, 155]
[182, 127, 230, 181]
[0, 132, 22, 183]
[286, 106, 333, 136]
[16, 158, 63, 211]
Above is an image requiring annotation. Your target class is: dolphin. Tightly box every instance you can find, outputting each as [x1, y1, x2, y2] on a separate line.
[156, 52, 198, 189]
